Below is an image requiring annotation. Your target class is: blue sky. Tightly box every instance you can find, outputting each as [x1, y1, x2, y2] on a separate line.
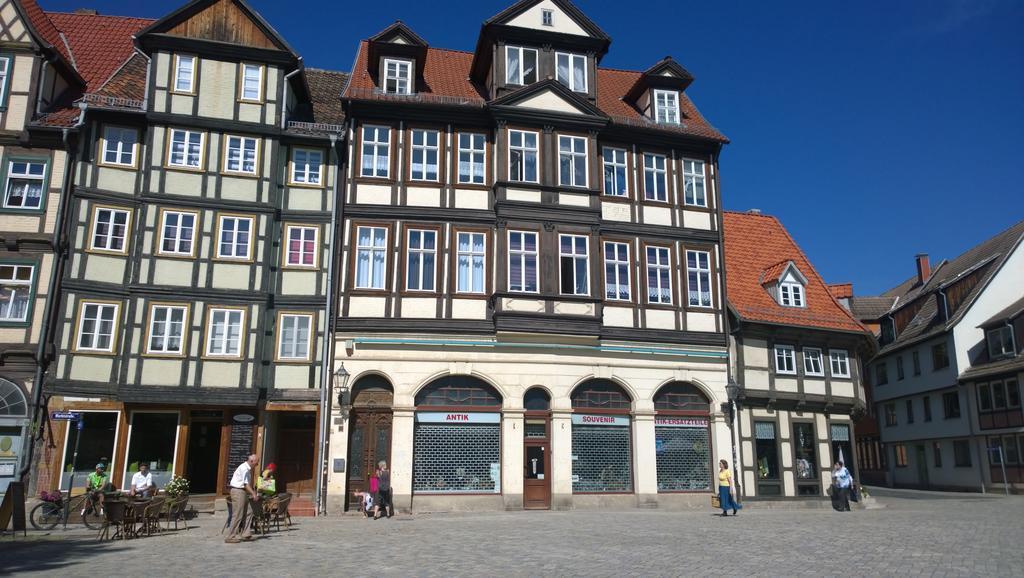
[44, 0, 1024, 295]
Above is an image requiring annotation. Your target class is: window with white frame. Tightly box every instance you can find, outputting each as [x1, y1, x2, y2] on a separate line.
[804, 347, 824, 376]
[0, 264, 33, 322]
[602, 147, 627, 197]
[558, 135, 587, 188]
[0, 57, 9, 107]
[206, 308, 244, 357]
[410, 129, 439, 181]
[686, 250, 712, 307]
[77, 302, 118, 352]
[682, 159, 706, 207]
[780, 282, 805, 307]
[559, 234, 589, 295]
[90, 207, 130, 253]
[173, 54, 195, 93]
[988, 326, 1015, 359]
[159, 210, 197, 256]
[291, 148, 323, 185]
[147, 305, 187, 355]
[775, 345, 796, 374]
[167, 129, 203, 168]
[508, 231, 538, 293]
[361, 125, 390, 178]
[456, 231, 486, 293]
[383, 58, 412, 95]
[830, 349, 851, 378]
[556, 52, 587, 92]
[509, 129, 538, 182]
[646, 245, 672, 304]
[3, 160, 46, 209]
[457, 133, 486, 184]
[643, 153, 667, 202]
[240, 63, 263, 101]
[542, 8, 553, 26]
[505, 46, 538, 85]
[406, 229, 437, 291]
[285, 225, 318, 268]
[278, 313, 312, 360]
[102, 126, 138, 166]
[217, 215, 252, 260]
[354, 226, 387, 289]
[653, 89, 680, 124]
[604, 241, 630, 301]
[224, 135, 258, 174]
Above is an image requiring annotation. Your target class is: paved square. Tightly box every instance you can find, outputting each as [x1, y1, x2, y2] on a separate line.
[5, 492, 1023, 577]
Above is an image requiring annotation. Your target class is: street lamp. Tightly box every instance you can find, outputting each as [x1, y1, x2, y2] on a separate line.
[334, 363, 351, 410]
[725, 378, 742, 501]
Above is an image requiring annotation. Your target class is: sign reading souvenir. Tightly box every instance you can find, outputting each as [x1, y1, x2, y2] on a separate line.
[654, 417, 709, 428]
[571, 414, 630, 427]
[416, 412, 500, 424]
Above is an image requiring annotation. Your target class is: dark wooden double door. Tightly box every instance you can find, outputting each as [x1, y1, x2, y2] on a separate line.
[346, 410, 392, 511]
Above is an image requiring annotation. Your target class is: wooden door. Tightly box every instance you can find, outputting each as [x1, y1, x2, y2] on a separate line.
[523, 418, 551, 509]
[186, 420, 222, 494]
[275, 413, 316, 495]
[346, 410, 392, 510]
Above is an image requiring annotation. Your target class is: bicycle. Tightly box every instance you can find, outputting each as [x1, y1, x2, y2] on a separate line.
[30, 490, 105, 531]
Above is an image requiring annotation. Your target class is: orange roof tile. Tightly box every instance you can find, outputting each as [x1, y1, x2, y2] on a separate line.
[45, 11, 153, 92]
[724, 211, 867, 333]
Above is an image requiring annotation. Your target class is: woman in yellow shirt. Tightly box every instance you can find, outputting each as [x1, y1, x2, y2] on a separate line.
[718, 459, 742, 516]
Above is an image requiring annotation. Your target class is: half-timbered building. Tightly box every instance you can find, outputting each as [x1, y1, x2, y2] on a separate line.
[32, 0, 345, 509]
[328, 0, 732, 512]
[723, 210, 873, 499]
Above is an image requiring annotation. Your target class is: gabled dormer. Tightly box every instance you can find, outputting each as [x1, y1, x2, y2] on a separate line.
[489, 78, 607, 128]
[761, 261, 808, 308]
[623, 57, 694, 126]
[367, 21, 428, 96]
[470, 0, 610, 101]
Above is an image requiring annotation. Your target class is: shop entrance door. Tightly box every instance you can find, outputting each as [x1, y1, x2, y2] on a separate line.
[524, 441, 550, 509]
[186, 419, 222, 494]
[346, 410, 392, 511]
[915, 444, 929, 489]
[276, 412, 317, 496]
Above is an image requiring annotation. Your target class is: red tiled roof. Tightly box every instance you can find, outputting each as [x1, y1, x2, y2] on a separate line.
[17, 0, 69, 62]
[828, 283, 853, 300]
[723, 211, 867, 333]
[45, 11, 154, 92]
[760, 260, 793, 285]
[344, 42, 727, 142]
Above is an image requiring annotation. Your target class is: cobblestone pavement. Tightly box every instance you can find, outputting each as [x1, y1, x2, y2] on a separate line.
[5, 492, 1023, 577]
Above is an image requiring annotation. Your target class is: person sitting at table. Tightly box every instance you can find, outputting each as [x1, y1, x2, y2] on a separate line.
[84, 463, 112, 515]
[129, 462, 155, 498]
[256, 463, 277, 497]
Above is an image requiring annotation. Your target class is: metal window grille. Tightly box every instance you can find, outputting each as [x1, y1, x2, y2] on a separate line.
[655, 426, 710, 491]
[413, 424, 500, 494]
[524, 423, 547, 438]
[571, 425, 632, 493]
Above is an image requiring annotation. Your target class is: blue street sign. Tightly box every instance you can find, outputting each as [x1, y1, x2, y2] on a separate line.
[51, 411, 82, 421]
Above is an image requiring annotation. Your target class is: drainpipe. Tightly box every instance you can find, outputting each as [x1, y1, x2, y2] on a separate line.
[281, 64, 302, 130]
[315, 132, 342, 515]
[19, 106, 85, 485]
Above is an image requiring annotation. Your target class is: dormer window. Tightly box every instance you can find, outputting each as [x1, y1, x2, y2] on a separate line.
[542, 9, 553, 26]
[988, 326, 1015, 359]
[653, 89, 680, 124]
[506, 46, 538, 86]
[383, 58, 413, 95]
[556, 52, 587, 93]
[780, 282, 804, 307]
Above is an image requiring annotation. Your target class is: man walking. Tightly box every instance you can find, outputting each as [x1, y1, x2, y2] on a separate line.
[226, 454, 259, 543]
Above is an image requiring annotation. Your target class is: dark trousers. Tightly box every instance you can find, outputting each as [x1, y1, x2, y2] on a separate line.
[377, 488, 393, 517]
[831, 486, 850, 511]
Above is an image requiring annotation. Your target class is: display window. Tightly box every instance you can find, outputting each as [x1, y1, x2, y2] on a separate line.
[121, 411, 181, 490]
[413, 376, 502, 494]
[571, 379, 632, 493]
[653, 382, 711, 492]
[59, 410, 120, 490]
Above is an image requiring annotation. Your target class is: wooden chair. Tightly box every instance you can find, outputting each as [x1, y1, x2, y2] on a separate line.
[267, 493, 292, 532]
[141, 497, 166, 536]
[97, 500, 126, 541]
[165, 495, 190, 531]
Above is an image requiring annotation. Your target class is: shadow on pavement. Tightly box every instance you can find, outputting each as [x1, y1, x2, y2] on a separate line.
[2, 536, 128, 574]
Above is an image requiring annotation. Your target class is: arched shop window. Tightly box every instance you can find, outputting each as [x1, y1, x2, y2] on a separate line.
[571, 379, 632, 493]
[0, 379, 27, 416]
[523, 387, 550, 439]
[653, 382, 711, 492]
[413, 375, 502, 494]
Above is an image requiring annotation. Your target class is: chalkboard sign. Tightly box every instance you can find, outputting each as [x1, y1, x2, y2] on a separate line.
[225, 413, 255, 488]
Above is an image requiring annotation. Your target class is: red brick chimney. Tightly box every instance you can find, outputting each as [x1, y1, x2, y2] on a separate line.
[916, 254, 930, 284]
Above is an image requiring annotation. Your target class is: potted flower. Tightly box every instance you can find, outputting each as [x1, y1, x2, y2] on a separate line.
[164, 475, 190, 498]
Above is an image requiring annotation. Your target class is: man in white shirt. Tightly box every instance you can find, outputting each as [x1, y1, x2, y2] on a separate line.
[225, 454, 259, 543]
[129, 463, 155, 498]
